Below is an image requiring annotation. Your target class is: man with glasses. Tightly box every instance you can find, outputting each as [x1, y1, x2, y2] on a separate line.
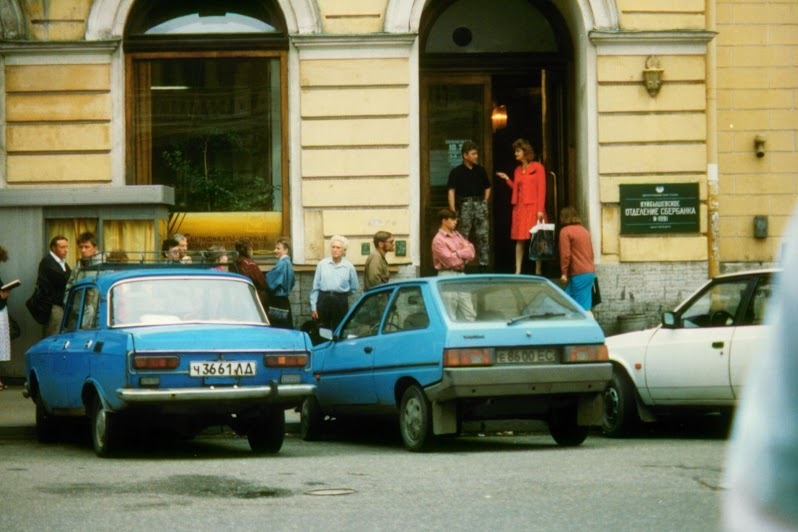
[364, 231, 395, 290]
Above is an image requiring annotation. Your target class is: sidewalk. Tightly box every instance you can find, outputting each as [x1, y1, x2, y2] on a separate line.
[0, 385, 34, 427]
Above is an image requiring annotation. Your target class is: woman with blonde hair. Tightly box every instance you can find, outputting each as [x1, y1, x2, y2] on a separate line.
[496, 138, 547, 274]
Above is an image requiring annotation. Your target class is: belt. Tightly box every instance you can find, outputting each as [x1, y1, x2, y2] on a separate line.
[460, 196, 483, 202]
[439, 268, 464, 272]
[319, 290, 348, 296]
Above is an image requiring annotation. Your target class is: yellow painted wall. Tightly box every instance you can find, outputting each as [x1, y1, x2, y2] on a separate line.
[715, 0, 798, 261]
[617, 0, 706, 30]
[300, 57, 411, 263]
[596, 54, 708, 262]
[317, 0, 388, 34]
[4, 62, 112, 185]
[21, 0, 93, 40]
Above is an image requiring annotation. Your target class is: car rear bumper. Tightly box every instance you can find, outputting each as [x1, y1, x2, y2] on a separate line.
[117, 383, 316, 406]
[423, 363, 612, 402]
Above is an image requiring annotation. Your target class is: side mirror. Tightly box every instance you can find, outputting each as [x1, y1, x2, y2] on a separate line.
[661, 311, 678, 329]
[318, 327, 333, 341]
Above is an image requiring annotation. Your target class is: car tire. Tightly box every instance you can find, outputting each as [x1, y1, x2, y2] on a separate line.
[399, 385, 433, 452]
[248, 409, 285, 454]
[35, 395, 59, 444]
[91, 395, 120, 458]
[602, 370, 638, 437]
[549, 405, 589, 446]
[300, 397, 323, 441]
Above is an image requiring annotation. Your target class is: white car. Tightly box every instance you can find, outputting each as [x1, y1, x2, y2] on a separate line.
[602, 269, 778, 436]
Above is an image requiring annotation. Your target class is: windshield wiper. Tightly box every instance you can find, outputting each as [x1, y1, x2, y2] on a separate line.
[507, 312, 566, 325]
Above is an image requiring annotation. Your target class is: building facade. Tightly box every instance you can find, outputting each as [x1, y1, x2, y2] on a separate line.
[0, 0, 795, 377]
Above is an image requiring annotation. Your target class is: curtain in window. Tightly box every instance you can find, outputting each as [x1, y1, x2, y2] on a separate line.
[46, 219, 98, 267]
[103, 220, 156, 260]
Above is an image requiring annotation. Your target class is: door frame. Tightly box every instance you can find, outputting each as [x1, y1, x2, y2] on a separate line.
[419, 73, 493, 276]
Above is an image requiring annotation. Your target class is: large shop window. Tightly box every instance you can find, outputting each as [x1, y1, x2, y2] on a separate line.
[125, 0, 288, 254]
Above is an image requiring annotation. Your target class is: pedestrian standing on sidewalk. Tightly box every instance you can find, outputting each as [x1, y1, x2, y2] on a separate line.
[0, 246, 13, 389]
[310, 235, 359, 331]
[265, 237, 296, 329]
[35, 235, 71, 336]
[364, 231, 394, 290]
[447, 141, 491, 271]
[558, 206, 595, 312]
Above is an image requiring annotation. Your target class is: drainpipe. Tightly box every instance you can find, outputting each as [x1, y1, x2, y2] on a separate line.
[706, 0, 720, 278]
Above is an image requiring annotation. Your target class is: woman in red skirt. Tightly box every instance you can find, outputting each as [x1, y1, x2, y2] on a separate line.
[496, 138, 547, 274]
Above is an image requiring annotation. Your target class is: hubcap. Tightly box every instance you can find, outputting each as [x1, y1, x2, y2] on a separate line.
[404, 397, 422, 440]
[604, 387, 619, 424]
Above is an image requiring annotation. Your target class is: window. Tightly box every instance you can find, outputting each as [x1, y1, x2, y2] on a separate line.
[125, 0, 288, 252]
[63, 289, 84, 333]
[80, 288, 100, 330]
[384, 287, 430, 333]
[681, 280, 751, 328]
[340, 292, 391, 339]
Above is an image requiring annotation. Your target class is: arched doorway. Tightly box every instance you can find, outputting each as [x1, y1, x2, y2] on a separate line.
[419, 0, 574, 276]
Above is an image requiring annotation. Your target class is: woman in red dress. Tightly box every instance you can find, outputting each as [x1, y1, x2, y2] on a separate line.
[496, 138, 547, 274]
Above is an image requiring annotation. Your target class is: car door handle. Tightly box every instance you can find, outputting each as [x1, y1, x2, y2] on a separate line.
[364, 346, 373, 354]
[84, 340, 94, 350]
[712, 341, 724, 349]
[62, 340, 70, 350]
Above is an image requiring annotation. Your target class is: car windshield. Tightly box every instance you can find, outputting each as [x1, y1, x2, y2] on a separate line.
[109, 277, 267, 327]
[435, 278, 584, 323]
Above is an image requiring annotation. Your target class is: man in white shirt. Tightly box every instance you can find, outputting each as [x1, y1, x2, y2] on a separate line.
[310, 235, 359, 331]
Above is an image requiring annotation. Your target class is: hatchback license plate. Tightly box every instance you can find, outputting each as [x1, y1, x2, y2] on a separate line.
[495, 348, 558, 364]
[190, 361, 257, 377]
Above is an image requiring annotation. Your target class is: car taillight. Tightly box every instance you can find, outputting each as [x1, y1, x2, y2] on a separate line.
[133, 356, 179, 370]
[563, 344, 609, 363]
[264, 353, 309, 368]
[443, 348, 493, 367]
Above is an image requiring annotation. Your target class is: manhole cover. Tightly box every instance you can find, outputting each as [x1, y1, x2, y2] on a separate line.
[304, 488, 357, 496]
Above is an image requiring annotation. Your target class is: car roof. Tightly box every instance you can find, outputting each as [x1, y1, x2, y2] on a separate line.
[363, 274, 550, 292]
[712, 268, 781, 281]
[73, 267, 249, 291]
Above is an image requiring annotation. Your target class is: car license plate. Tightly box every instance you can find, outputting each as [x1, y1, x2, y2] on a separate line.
[495, 348, 558, 364]
[189, 361, 257, 377]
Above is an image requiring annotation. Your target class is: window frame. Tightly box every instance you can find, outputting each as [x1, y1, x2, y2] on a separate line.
[125, 49, 290, 238]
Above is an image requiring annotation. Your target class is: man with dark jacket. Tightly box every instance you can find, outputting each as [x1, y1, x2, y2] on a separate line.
[36, 236, 70, 335]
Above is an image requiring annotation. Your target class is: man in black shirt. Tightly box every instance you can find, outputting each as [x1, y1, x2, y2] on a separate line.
[447, 140, 491, 270]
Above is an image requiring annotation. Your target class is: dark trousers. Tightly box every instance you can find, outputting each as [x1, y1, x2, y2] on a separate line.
[317, 291, 349, 331]
[268, 294, 293, 330]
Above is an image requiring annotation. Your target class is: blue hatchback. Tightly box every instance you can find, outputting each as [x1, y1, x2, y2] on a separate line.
[301, 274, 611, 451]
[24, 266, 315, 456]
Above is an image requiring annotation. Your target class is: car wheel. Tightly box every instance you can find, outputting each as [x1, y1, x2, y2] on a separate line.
[248, 409, 285, 454]
[35, 395, 59, 443]
[399, 385, 433, 452]
[602, 370, 638, 437]
[549, 405, 589, 446]
[300, 397, 323, 441]
[91, 395, 120, 458]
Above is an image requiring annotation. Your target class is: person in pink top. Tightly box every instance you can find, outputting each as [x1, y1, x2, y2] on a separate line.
[496, 138, 547, 275]
[558, 206, 595, 311]
[431, 208, 476, 321]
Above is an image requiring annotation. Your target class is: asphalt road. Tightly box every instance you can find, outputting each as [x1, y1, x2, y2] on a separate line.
[0, 386, 729, 531]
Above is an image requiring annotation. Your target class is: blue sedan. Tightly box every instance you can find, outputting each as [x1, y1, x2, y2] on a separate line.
[301, 275, 611, 451]
[25, 266, 315, 457]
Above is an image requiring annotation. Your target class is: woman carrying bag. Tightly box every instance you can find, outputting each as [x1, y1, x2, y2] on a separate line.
[558, 206, 596, 312]
[265, 237, 296, 329]
[496, 138, 547, 275]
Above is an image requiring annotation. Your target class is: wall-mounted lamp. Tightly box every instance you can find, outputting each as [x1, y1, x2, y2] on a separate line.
[643, 55, 663, 98]
[491, 105, 507, 132]
[754, 134, 766, 158]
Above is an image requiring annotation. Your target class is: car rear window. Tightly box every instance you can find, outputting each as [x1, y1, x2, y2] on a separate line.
[110, 277, 267, 327]
[436, 278, 584, 323]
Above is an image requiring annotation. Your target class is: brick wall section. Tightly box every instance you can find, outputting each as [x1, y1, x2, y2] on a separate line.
[592, 262, 709, 335]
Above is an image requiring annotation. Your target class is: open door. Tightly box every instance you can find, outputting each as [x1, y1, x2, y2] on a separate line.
[420, 74, 492, 276]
